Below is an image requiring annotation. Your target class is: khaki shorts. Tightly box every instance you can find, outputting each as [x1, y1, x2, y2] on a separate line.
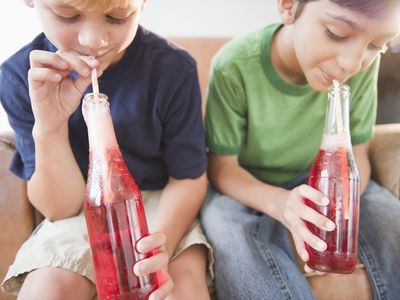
[1, 190, 214, 295]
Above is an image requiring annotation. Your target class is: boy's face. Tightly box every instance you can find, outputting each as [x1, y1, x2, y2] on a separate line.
[290, 0, 400, 92]
[27, 0, 146, 70]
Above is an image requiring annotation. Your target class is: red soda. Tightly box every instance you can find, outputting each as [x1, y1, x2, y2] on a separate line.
[83, 93, 160, 299]
[305, 83, 360, 274]
[306, 147, 360, 273]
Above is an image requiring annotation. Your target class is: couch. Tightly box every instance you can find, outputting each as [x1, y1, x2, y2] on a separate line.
[0, 38, 399, 300]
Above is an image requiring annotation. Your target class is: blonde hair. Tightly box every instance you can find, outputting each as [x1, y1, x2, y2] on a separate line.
[64, 0, 137, 13]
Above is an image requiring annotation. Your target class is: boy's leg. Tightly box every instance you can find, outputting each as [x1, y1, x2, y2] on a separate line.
[142, 190, 214, 299]
[18, 267, 96, 300]
[1, 212, 95, 298]
[201, 187, 315, 300]
[358, 180, 400, 300]
[168, 244, 210, 300]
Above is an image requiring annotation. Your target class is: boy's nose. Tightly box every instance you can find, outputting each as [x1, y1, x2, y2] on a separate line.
[336, 51, 364, 75]
[78, 24, 108, 49]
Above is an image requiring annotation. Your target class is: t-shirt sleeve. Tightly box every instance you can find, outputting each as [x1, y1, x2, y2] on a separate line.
[0, 61, 35, 180]
[205, 63, 247, 155]
[348, 58, 380, 145]
[161, 67, 207, 179]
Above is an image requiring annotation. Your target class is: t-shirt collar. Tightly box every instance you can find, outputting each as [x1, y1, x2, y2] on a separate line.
[261, 23, 311, 96]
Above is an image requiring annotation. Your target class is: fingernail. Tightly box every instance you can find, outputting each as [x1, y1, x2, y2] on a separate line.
[88, 58, 99, 67]
[82, 67, 90, 75]
[134, 263, 144, 276]
[322, 198, 330, 206]
[318, 241, 327, 251]
[301, 251, 309, 261]
[326, 221, 335, 231]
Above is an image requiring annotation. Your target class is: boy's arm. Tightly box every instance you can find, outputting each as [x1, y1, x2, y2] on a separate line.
[353, 142, 371, 194]
[208, 153, 334, 265]
[27, 125, 85, 221]
[152, 173, 207, 258]
[208, 153, 289, 221]
[25, 51, 99, 221]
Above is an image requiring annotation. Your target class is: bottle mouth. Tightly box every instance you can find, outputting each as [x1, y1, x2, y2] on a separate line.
[328, 83, 350, 98]
[83, 92, 109, 104]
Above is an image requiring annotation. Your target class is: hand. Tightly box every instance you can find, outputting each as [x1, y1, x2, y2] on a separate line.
[134, 232, 174, 300]
[28, 50, 101, 136]
[278, 184, 336, 270]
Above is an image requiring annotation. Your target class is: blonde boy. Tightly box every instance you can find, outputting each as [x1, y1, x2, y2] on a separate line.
[0, 0, 212, 299]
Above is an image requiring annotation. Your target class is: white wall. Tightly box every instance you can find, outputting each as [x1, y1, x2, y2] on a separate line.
[141, 0, 280, 37]
[0, 0, 280, 132]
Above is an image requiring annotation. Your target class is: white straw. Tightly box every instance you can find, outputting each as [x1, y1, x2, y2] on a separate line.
[91, 68, 99, 95]
[332, 80, 343, 133]
[333, 80, 339, 90]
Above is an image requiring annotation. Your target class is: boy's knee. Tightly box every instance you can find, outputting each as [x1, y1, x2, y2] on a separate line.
[19, 268, 95, 300]
[168, 274, 210, 300]
[168, 245, 210, 299]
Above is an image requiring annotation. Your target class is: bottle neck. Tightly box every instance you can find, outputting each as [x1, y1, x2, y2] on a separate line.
[322, 84, 351, 150]
[82, 93, 119, 153]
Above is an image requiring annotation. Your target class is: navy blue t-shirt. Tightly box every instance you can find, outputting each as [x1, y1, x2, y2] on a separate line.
[0, 26, 207, 190]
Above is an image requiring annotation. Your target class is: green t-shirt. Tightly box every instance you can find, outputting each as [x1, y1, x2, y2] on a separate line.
[205, 23, 378, 185]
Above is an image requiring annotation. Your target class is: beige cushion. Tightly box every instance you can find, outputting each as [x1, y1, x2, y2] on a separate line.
[369, 123, 400, 198]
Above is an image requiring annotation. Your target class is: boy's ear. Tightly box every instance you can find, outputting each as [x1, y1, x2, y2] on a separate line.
[23, 0, 34, 8]
[277, 0, 299, 24]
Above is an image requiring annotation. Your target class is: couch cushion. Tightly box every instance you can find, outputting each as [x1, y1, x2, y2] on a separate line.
[369, 124, 400, 198]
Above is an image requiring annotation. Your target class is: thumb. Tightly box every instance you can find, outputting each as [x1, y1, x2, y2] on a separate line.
[73, 74, 92, 96]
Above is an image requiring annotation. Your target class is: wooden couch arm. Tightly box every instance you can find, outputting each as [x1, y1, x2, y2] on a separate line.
[369, 124, 400, 199]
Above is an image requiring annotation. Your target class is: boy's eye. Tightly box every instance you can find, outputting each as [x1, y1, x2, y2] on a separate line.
[54, 14, 129, 25]
[106, 15, 129, 24]
[325, 29, 348, 42]
[55, 14, 80, 24]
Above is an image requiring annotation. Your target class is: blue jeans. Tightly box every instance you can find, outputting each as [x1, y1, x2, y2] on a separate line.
[200, 179, 400, 300]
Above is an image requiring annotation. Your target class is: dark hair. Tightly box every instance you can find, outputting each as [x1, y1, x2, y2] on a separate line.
[295, 0, 395, 19]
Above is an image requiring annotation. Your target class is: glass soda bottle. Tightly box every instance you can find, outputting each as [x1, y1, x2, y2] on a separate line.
[82, 92, 160, 299]
[305, 83, 360, 274]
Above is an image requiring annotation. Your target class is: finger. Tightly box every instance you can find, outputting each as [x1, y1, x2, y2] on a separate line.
[72, 75, 93, 96]
[296, 184, 329, 206]
[29, 50, 69, 70]
[136, 232, 167, 254]
[292, 201, 335, 232]
[78, 55, 99, 67]
[134, 251, 169, 277]
[291, 218, 327, 252]
[79, 56, 104, 81]
[56, 50, 98, 77]
[149, 273, 174, 300]
[304, 264, 326, 276]
[292, 232, 309, 262]
[28, 68, 63, 84]
[304, 264, 314, 273]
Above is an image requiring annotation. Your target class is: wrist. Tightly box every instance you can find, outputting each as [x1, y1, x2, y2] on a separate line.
[263, 187, 290, 223]
[32, 122, 69, 143]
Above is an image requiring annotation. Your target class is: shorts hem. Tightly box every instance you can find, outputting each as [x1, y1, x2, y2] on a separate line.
[1, 254, 94, 295]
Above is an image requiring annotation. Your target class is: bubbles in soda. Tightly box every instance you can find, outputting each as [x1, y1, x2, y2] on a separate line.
[305, 147, 360, 274]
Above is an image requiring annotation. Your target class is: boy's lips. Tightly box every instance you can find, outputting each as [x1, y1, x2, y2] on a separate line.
[76, 51, 110, 60]
[321, 70, 343, 85]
